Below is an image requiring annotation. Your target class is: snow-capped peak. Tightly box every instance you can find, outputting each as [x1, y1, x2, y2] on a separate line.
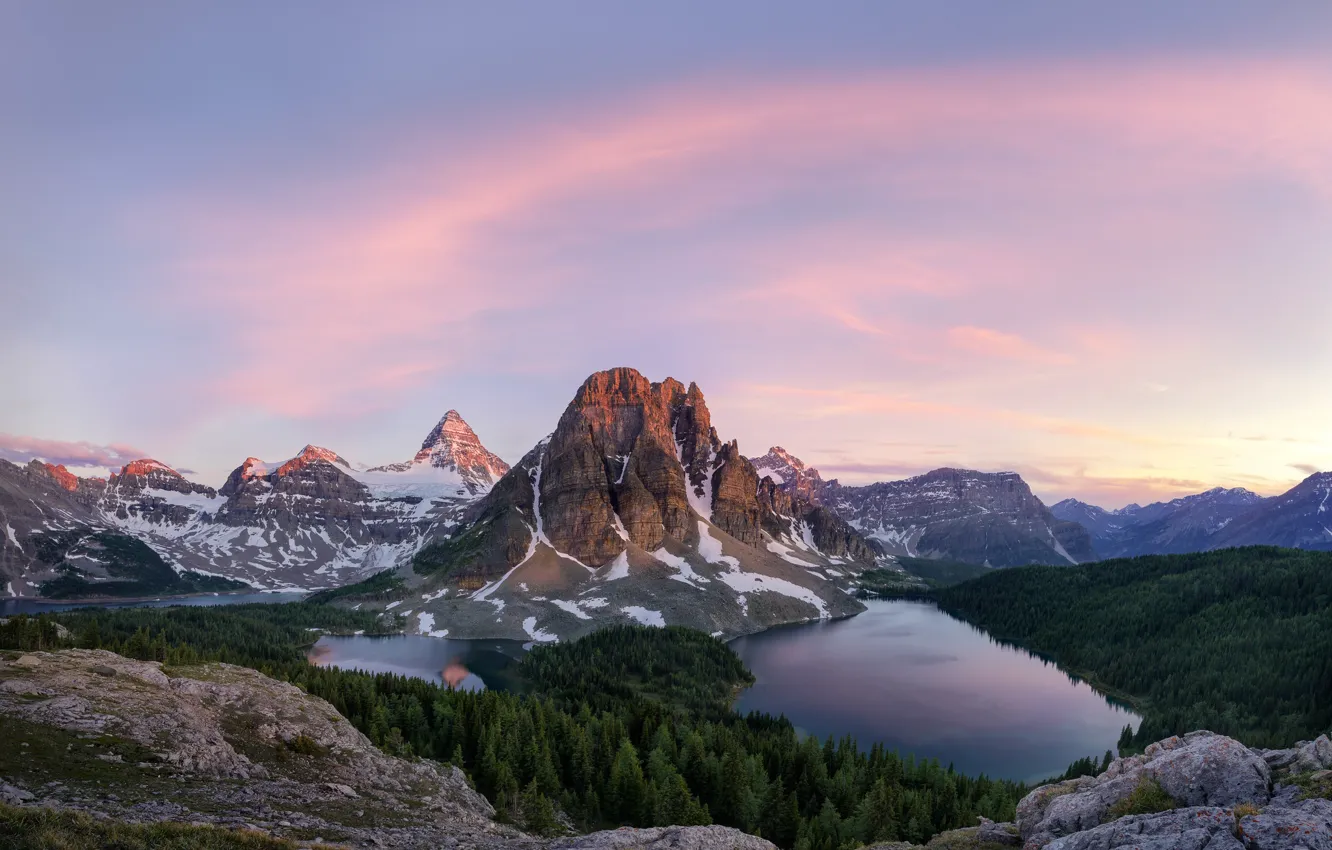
[118, 459, 181, 478]
[366, 410, 510, 497]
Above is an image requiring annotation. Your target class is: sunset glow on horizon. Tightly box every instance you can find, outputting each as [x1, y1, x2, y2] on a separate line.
[3, 3, 1330, 508]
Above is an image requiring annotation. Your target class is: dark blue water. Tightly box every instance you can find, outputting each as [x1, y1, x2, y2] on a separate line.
[0, 591, 307, 616]
[311, 599, 1137, 781]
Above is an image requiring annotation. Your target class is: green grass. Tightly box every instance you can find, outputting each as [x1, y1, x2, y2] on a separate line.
[1287, 770, 1332, 802]
[1106, 778, 1177, 819]
[0, 804, 301, 849]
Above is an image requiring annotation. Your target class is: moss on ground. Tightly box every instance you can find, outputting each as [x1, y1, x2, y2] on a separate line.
[1107, 777, 1178, 819]
[0, 803, 302, 849]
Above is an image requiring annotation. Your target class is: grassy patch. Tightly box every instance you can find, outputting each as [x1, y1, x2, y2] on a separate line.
[0, 803, 299, 849]
[1287, 770, 1332, 801]
[1107, 778, 1178, 819]
[0, 716, 173, 798]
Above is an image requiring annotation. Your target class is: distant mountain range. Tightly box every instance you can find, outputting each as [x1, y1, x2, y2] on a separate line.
[3, 366, 1328, 637]
[0, 411, 508, 598]
[1051, 473, 1332, 558]
[751, 447, 1093, 567]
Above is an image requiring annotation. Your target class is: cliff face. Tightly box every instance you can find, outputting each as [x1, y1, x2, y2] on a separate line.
[403, 368, 875, 641]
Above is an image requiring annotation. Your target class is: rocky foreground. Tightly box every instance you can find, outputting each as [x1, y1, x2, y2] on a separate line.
[2, 648, 1331, 850]
[0, 648, 768, 850]
[885, 731, 1332, 850]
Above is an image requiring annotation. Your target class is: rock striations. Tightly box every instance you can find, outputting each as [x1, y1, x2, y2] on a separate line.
[401, 368, 875, 641]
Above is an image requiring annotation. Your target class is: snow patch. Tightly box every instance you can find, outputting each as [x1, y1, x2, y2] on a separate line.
[4, 524, 23, 552]
[421, 588, 449, 602]
[523, 616, 558, 642]
[696, 521, 739, 567]
[600, 550, 631, 581]
[621, 606, 665, 627]
[754, 467, 784, 485]
[416, 612, 449, 638]
[652, 548, 708, 586]
[716, 569, 828, 618]
[551, 599, 592, 620]
[385, 600, 403, 610]
[766, 539, 819, 568]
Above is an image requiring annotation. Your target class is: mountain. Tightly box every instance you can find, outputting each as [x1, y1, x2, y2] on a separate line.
[1051, 487, 1268, 558]
[387, 368, 874, 641]
[1049, 476, 1332, 558]
[1210, 471, 1332, 551]
[749, 446, 827, 503]
[0, 411, 505, 597]
[364, 409, 510, 496]
[748, 451, 1094, 567]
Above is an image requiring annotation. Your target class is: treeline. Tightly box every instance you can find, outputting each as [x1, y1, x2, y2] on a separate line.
[1, 607, 1024, 847]
[934, 546, 1332, 750]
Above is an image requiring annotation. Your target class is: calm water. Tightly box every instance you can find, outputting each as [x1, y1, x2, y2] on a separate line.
[310, 600, 1137, 782]
[0, 591, 307, 616]
[731, 600, 1138, 782]
[309, 634, 530, 693]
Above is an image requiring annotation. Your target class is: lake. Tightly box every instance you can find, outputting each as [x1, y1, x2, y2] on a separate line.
[0, 591, 308, 616]
[310, 599, 1137, 781]
[730, 600, 1138, 782]
[308, 634, 531, 693]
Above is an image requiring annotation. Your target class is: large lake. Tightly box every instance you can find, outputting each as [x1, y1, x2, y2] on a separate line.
[310, 599, 1137, 781]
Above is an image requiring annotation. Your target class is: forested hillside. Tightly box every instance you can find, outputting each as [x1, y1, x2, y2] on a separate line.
[934, 546, 1332, 749]
[0, 605, 1024, 848]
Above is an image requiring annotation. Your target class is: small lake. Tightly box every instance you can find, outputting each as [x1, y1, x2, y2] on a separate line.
[0, 591, 308, 616]
[730, 600, 1138, 782]
[308, 634, 530, 692]
[309, 600, 1137, 781]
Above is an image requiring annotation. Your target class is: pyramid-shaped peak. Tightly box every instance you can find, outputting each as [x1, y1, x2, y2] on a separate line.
[421, 410, 480, 450]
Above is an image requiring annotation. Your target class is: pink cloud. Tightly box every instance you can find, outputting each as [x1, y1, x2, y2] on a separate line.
[0, 434, 150, 470]
[947, 326, 1073, 364]
[138, 56, 1332, 419]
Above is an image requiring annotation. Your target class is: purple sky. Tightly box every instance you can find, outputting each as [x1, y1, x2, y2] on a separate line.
[3, 3, 1331, 508]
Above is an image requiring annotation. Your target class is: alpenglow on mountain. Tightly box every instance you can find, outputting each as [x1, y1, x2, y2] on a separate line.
[378, 367, 875, 641]
[0, 411, 509, 598]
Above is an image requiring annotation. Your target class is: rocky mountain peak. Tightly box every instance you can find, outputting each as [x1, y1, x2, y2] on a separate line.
[276, 445, 348, 477]
[367, 409, 509, 496]
[37, 462, 80, 492]
[118, 459, 181, 478]
[750, 446, 827, 503]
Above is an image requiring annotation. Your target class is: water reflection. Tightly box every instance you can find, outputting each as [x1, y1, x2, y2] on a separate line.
[308, 634, 528, 693]
[730, 600, 1138, 782]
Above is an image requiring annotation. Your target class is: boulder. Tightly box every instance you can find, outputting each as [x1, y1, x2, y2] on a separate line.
[1237, 798, 1332, 850]
[1019, 732, 1270, 849]
[1043, 807, 1242, 850]
[1291, 736, 1332, 774]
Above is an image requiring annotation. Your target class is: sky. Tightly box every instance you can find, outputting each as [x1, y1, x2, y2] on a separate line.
[2, 2, 1331, 508]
